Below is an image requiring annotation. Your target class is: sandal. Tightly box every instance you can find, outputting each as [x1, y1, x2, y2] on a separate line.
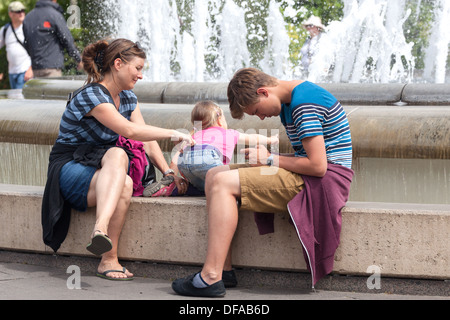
[86, 230, 113, 256]
[96, 267, 134, 281]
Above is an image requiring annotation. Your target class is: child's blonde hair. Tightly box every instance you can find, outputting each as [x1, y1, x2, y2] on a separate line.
[191, 100, 223, 131]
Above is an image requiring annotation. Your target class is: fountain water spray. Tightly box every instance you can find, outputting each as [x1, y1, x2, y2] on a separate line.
[103, 0, 446, 83]
[103, 0, 290, 81]
[308, 0, 415, 83]
[423, 0, 450, 83]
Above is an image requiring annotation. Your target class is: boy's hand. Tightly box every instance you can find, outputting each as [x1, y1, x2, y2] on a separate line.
[240, 144, 270, 166]
[269, 134, 279, 145]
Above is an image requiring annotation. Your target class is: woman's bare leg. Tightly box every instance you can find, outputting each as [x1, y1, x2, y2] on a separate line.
[87, 147, 133, 279]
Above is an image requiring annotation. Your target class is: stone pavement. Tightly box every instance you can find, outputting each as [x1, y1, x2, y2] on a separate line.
[0, 251, 448, 302]
[1, 261, 418, 301]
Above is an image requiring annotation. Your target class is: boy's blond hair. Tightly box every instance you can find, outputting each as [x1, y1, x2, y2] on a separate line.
[227, 68, 278, 119]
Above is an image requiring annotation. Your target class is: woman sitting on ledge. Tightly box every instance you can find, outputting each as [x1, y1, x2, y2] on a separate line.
[41, 38, 194, 281]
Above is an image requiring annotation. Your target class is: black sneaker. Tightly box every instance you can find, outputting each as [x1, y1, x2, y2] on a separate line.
[172, 273, 226, 297]
[222, 269, 238, 288]
[143, 175, 174, 197]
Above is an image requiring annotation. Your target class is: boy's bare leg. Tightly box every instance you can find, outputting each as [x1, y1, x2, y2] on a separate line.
[201, 166, 241, 285]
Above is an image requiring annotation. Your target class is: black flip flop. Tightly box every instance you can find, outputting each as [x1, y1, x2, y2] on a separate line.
[86, 232, 112, 256]
[96, 267, 134, 281]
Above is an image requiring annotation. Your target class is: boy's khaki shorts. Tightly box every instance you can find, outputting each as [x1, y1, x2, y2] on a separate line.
[229, 164, 304, 213]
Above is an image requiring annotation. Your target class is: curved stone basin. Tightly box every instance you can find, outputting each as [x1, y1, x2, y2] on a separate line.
[0, 80, 449, 204]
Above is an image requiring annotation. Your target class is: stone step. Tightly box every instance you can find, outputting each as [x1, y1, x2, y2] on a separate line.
[0, 184, 448, 282]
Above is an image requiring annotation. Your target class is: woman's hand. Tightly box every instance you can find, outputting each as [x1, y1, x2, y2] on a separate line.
[172, 175, 188, 195]
[172, 131, 196, 147]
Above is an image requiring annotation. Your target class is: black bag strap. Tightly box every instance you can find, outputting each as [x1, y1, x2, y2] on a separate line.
[67, 83, 112, 107]
[2, 23, 10, 42]
[2, 23, 27, 51]
[10, 24, 26, 50]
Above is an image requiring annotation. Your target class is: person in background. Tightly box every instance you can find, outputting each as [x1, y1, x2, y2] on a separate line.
[23, 0, 82, 78]
[0, 1, 33, 89]
[300, 15, 326, 74]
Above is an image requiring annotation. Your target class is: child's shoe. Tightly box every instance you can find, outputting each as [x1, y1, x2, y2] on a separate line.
[143, 175, 174, 197]
[151, 182, 176, 197]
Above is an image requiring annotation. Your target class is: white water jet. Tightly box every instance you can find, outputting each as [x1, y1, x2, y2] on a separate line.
[103, 0, 288, 81]
[308, 0, 415, 83]
[423, 0, 450, 83]
[260, 1, 291, 79]
[215, 0, 251, 80]
[109, 0, 182, 81]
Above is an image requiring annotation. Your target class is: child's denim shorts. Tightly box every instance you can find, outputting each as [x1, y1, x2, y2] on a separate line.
[59, 160, 97, 212]
[178, 145, 224, 192]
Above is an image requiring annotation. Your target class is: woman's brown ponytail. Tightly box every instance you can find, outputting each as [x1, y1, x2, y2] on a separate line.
[82, 38, 146, 84]
[82, 40, 109, 84]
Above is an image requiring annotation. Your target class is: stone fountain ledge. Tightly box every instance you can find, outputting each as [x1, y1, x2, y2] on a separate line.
[22, 78, 450, 105]
[0, 184, 448, 284]
[1, 97, 450, 161]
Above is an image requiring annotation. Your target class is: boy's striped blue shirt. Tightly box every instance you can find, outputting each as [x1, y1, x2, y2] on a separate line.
[280, 81, 352, 169]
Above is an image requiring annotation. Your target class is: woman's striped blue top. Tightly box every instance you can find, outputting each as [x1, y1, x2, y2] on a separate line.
[56, 85, 137, 146]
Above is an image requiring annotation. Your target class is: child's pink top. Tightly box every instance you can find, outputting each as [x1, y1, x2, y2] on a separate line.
[192, 127, 240, 164]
